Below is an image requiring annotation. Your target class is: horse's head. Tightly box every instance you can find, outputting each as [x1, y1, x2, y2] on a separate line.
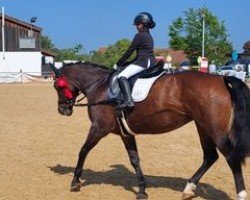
[51, 64, 80, 116]
[50, 62, 112, 116]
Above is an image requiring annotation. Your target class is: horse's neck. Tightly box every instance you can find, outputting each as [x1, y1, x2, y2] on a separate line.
[75, 66, 109, 97]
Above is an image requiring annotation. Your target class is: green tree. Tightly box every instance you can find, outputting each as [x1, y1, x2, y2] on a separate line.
[169, 8, 232, 65]
[54, 44, 90, 62]
[41, 35, 93, 62]
[92, 39, 132, 67]
[91, 50, 105, 64]
[41, 35, 55, 51]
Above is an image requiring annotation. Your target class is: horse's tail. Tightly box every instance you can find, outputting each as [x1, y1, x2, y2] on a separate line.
[224, 76, 250, 164]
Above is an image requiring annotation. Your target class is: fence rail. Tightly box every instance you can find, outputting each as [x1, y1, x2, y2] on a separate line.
[0, 71, 54, 83]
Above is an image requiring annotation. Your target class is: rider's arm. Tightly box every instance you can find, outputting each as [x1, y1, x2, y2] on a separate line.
[116, 33, 141, 67]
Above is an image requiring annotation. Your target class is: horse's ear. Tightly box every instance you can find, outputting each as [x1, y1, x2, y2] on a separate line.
[49, 62, 61, 77]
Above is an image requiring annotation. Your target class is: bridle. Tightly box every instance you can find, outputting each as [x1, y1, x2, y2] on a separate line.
[55, 69, 115, 108]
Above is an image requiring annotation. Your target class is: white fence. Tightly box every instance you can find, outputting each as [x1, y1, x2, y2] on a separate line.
[0, 72, 53, 83]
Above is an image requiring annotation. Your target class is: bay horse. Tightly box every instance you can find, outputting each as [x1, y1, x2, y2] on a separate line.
[51, 61, 250, 200]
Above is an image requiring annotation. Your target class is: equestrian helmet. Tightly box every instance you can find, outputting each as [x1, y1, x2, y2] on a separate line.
[133, 12, 156, 29]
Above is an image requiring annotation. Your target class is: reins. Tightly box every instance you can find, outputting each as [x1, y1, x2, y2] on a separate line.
[72, 69, 116, 107]
[74, 97, 115, 107]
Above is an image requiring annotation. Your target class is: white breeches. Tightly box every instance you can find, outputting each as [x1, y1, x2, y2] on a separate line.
[118, 64, 144, 79]
[118, 59, 151, 79]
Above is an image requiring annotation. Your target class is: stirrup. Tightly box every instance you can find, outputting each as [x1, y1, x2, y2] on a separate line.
[119, 100, 134, 109]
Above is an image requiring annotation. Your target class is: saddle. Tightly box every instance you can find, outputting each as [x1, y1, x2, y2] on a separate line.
[108, 60, 165, 103]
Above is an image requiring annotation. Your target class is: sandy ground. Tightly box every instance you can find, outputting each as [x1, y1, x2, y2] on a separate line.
[0, 83, 249, 200]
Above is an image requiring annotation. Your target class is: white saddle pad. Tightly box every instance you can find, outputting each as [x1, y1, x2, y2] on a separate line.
[132, 73, 164, 102]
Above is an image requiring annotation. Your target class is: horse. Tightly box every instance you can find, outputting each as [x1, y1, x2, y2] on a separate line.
[50, 61, 250, 200]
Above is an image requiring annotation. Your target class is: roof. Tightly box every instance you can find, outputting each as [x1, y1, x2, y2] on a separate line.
[98, 47, 107, 53]
[0, 13, 42, 32]
[154, 48, 188, 64]
[41, 49, 56, 57]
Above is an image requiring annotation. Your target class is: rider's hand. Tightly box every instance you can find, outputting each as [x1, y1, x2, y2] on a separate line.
[113, 64, 118, 70]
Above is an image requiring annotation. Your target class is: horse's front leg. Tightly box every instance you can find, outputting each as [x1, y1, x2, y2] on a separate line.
[121, 135, 148, 200]
[71, 124, 107, 192]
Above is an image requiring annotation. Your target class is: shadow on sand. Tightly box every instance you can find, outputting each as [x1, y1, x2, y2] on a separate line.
[49, 164, 232, 200]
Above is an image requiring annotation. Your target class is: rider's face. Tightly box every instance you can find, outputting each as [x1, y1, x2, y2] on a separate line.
[135, 23, 144, 32]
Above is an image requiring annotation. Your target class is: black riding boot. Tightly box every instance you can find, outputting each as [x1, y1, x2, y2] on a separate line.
[118, 77, 134, 108]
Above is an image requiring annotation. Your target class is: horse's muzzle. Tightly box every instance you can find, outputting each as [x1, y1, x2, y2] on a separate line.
[58, 105, 73, 116]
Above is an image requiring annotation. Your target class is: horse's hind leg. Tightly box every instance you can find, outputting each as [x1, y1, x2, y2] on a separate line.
[225, 157, 247, 200]
[182, 125, 218, 200]
[218, 145, 247, 200]
[121, 135, 148, 200]
[71, 124, 108, 192]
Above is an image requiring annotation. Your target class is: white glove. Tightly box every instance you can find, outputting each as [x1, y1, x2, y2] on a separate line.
[113, 64, 118, 70]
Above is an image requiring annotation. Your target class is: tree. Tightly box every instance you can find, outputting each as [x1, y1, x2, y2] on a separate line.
[54, 44, 91, 62]
[41, 35, 91, 62]
[41, 35, 55, 52]
[243, 40, 250, 53]
[169, 8, 232, 65]
[92, 39, 132, 67]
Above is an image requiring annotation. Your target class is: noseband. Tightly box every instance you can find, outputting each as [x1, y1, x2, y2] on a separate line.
[58, 98, 76, 107]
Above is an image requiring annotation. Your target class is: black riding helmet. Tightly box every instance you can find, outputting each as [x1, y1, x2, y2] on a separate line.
[133, 12, 156, 29]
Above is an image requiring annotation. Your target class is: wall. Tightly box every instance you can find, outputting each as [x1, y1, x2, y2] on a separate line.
[44, 56, 53, 64]
[0, 15, 42, 51]
[0, 51, 42, 74]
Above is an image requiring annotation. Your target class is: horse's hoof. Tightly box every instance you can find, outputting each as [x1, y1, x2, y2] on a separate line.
[181, 192, 195, 200]
[71, 185, 81, 192]
[136, 192, 148, 200]
[70, 179, 81, 192]
[182, 182, 196, 200]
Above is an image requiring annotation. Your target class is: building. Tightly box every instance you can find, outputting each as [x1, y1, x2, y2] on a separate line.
[154, 48, 188, 65]
[0, 13, 54, 75]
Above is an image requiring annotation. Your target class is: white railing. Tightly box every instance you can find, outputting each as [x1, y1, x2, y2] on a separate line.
[0, 71, 53, 83]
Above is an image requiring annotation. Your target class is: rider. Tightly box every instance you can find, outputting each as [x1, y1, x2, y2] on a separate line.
[115, 12, 156, 109]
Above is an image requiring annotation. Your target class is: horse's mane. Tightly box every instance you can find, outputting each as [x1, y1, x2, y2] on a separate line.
[62, 61, 110, 71]
[61, 61, 114, 88]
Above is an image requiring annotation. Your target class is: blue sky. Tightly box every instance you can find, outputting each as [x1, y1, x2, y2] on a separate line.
[1, 0, 249, 53]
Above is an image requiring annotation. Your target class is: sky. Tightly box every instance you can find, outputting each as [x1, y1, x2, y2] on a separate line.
[1, 0, 249, 53]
